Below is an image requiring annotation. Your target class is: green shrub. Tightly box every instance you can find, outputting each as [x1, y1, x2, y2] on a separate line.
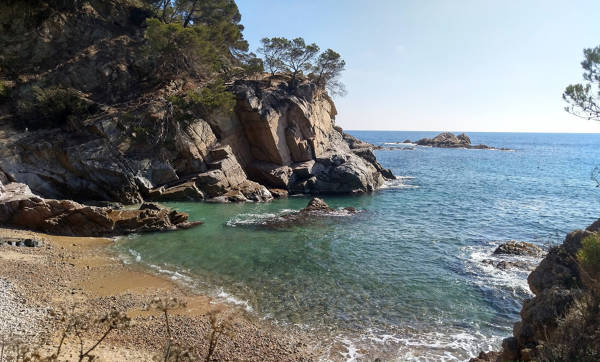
[144, 18, 220, 77]
[16, 86, 96, 128]
[168, 83, 235, 123]
[577, 234, 600, 276]
[0, 80, 10, 100]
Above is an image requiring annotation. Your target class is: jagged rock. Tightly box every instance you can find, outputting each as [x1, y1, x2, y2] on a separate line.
[247, 162, 293, 189]
[482, 259, 536, 271]
[415, 132, 508, 150]
[351, 148, 394, 179]
[139, 202, 162, 211]
[232, 79, 393, 194]
[482, 219, 600, 361]
[269, 188, 288, 199]
[235, 197, 359, 229]
[493, 241, 544, 257]
[0, 182, 201, 236]
[301, 197, 334, 213]
[148, 181, 204, 202]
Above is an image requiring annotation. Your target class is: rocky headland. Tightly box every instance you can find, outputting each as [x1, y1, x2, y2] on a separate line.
[409, 132, 510, 150]
[0, 1, 392, 210]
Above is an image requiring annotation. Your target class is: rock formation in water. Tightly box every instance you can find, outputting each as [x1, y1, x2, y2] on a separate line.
[0, 1, 393, 207]
[0, 181, 200, 236]
[411, 132, 509, 150]
[472, 220, 600, 361]
[493, 241, 544, 257]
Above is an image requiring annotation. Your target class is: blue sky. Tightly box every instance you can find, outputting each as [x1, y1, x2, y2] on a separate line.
[236, 0, 600, 133]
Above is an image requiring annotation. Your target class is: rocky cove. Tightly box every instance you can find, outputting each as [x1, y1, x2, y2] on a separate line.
[1, 1, 600, 361]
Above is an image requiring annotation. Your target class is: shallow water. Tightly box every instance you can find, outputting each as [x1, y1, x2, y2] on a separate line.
[116, 131, 600, 361]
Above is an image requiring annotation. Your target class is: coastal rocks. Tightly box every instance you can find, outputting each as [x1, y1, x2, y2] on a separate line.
[479, 241, 545, 272]
[493, 241, 544, 257]
[411, 132, 510, 150]
[0, 2, 393, 205]
[0, 182, 201, 236]
[232, 79, 394, 195]
[301, 197, 334, 213]
[232, 197, 359, 229]
[482, 259, 536, 271]
[477, 220, 600, 361]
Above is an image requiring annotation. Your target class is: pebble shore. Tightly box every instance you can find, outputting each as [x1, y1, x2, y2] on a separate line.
[0, 228, 318, 361]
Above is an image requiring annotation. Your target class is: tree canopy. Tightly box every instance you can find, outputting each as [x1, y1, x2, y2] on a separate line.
[257, 36, 346, 96]
[563, 46, 600, 121]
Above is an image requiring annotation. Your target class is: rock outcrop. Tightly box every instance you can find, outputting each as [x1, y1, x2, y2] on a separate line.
[493, 241, 544, 257]
[0, 182, 201, 236]
[411, 132, 509, 150]
[473, 220, 600, 361]
[0, 2, 393, 204]
[233, 197, 359, 229]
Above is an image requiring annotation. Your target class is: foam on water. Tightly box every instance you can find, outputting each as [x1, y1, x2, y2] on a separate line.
[381, 175, 419, 189]
[462, 242, 543, 298]
[216, 289, 254, 312]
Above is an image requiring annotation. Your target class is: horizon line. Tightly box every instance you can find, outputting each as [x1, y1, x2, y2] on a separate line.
[344, 129, 600, 134]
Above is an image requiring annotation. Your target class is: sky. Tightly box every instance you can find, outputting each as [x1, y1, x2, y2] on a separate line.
[235, 0, 600, 133]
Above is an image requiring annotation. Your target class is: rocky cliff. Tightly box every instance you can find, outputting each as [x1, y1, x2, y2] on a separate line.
[0, 1, 393, 205]
[472, 219, 600, 362]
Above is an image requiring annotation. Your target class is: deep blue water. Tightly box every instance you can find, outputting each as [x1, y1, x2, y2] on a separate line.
[116, 131, 600, 361]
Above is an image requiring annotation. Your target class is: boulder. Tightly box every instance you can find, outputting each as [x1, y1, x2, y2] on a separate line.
[0, 182, 201, 236]
[493, 241, 544, 257]
[147, 181, 204, 202]
[301, 197, 334, 213]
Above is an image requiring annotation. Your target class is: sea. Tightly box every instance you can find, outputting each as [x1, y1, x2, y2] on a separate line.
[115, 131, 600, 361]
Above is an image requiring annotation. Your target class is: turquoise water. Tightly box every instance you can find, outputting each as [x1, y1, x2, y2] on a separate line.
[116, 131, 600, 361]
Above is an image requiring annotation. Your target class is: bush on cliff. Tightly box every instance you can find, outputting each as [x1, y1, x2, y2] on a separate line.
[258, 36, 346, 95]
[578, 234, 600, 275]
[16, 86, 97, 129]
[167, 82, 236, 122]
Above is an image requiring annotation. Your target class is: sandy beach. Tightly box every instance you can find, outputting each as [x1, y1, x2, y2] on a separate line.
[0, 227, 317, 361]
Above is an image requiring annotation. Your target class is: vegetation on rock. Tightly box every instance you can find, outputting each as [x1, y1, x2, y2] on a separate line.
[258, 36, 346, 95]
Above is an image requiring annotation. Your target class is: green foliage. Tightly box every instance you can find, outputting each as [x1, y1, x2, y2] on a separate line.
[144, 0, 248, 52]
[0, 80, 10, 100]
[168, 83, 235, 122]
[145, 18, 220, 77]
[313, 49, 347, 96]
[564, 46, 600, 121]
[578, 234, 600, 275]
[16, 86, 96, 129]
[258, 37, 290, 76]
[258, 36, 346, 95]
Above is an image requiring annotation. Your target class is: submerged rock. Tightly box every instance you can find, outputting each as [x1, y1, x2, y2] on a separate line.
[231, 197, 359, 229]
[482, 259, 536, 271]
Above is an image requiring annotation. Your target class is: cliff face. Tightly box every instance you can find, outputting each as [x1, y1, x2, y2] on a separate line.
[0, 1, 393, 205]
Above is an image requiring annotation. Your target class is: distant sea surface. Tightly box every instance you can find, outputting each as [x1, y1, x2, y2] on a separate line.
[116, 131, 600, 361]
